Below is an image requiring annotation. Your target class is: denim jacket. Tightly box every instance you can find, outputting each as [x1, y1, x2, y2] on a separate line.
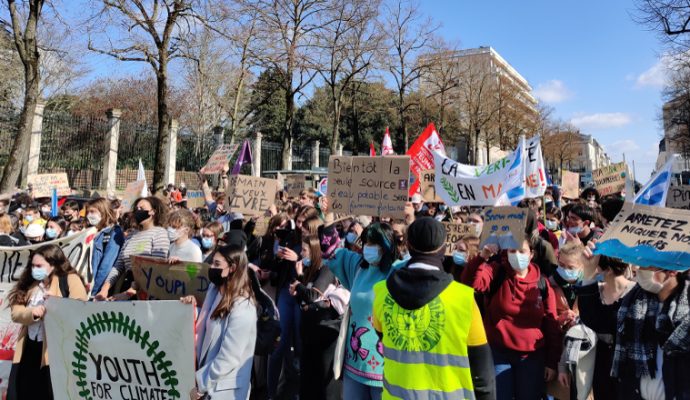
[90, 225, 125, 296]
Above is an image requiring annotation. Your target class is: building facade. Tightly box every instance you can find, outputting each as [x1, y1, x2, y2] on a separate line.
[655, 96, 690, 182]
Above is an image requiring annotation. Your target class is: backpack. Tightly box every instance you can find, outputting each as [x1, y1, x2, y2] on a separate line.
[249, 269, 281, 356]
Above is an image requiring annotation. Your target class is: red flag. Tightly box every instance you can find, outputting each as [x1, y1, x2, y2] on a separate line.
[406, 123, 446, 196]
[370, 141, 376, 157]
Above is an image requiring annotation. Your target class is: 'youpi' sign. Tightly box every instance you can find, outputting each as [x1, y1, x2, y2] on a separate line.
[45, 298, 195, 400]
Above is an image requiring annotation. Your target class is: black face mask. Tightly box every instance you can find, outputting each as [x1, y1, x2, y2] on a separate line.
[208, 268, 227, 287]
[134, 209, 151, 224]
[64, 213, 73, 222]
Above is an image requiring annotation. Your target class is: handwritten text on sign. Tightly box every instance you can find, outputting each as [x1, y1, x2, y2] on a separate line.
[131, 256, 210, 304]
[225, 175, 279, 215]
[479, 207, 527, 250]
[285, 175, 307, 198]
[666, 185, 690, 210]
[327, 156, 353, 214]
[593, 162, 627, 196]
[420, 170, 443, 202]
[200, 144, 239, 174]
[28, 173, 71, 198]
[45, 298, 195, 400]
[442, 223, 474, 255]
[561, 170, 580, 199]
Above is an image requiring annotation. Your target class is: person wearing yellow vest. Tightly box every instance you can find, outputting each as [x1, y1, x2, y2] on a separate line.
[372, 217, 495, 400]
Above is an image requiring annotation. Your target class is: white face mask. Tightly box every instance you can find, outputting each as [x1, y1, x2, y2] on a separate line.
[545, 220, 558, 231]
[508, 252, 530, 272]
[635, 269, 663, 294]
[167, 227, 182, 242]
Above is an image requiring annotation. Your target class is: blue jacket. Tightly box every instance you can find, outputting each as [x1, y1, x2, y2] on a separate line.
[90, 225, 124, 296]
[195, 284, 257, 399]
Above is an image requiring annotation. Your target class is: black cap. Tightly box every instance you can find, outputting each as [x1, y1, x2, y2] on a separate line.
[407, 217, 446, 253]
[222, 229, 247, 249]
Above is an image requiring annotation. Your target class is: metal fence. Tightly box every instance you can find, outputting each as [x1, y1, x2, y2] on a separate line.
[177, 134, 216, 172]
[117, 120, 158, 170]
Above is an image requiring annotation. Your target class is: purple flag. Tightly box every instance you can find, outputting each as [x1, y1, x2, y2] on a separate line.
[231, 140, 253, 175]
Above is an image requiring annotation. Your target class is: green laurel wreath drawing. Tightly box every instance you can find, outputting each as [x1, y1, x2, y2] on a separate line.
[71, 311, 180, 400]
[441, 176, 460, 203]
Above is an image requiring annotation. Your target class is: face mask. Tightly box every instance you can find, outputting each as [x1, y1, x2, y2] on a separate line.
[45, 228, 58, 240]
[472, 224, 482, 236]
[134, 209, 151, 224]
[567, 226, 582, 235]
[201, 238, 214, 249]
[167, 227, 181, 242]
[635, 269, 663, 294]
[31, 267, 49, 282]
[545, 220, 558, 231]
[302, 257, 311, 267]
[87, 214, 101, 227]
[24, 215, 34, 223]
[557, 266, 582, 282]
[346, 232, 358, 244]
[64, 213, 73, 222]
[452, 251, 467, 266]
[41, 207, 50, 215]
[66, 230, 76, 237]
[208, 268, 227, 287]
[362, 245, 382, 265]
[508, 252, 530, 272]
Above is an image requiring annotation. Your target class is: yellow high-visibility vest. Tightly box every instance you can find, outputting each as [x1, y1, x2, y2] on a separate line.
[372, 280, 476, 400]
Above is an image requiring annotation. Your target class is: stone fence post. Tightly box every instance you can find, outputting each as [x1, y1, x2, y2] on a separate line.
[252, 131, 262, 177]
[101, 108, 122, 193]
[163, 119, 179, 186]
[26, 102, 46, 179]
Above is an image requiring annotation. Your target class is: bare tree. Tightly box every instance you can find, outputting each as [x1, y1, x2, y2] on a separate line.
[421, 38, 460, 137]
[383, 0, 438, 151]
[317, 0, 381, 154]
[87, 0, 217, 191]
[0, 0, 45, 191]
[542, 125, 580, 180]
[250, 0, 327, 169]
[636, 0, 690, 49]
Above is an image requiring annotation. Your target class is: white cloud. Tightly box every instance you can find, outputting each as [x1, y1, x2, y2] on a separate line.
[570, 112, 632, 130]
[603, 139, 640, 154]
[533, 80, 572, 103]
[635, 57, 670, 88]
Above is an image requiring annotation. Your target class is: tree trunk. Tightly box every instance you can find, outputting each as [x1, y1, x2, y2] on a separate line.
[0, 60, 39, 192]
[485, 138, 491, 164]
[351, 85, 359, 156]
[229, 67, 247, 144]
[153, 64, 171, 193]
[473, 127, 480, 165]
[281, 89, 294, 170]
[331, 97, 341, 155]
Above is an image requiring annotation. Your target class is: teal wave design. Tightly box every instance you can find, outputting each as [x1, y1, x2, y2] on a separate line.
[594, 238, 690, 271]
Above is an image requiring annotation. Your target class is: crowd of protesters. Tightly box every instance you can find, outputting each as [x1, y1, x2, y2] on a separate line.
[0, 173, 688, 400]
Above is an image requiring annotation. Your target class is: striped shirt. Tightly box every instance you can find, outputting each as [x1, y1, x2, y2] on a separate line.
[106, 226, 170, 286]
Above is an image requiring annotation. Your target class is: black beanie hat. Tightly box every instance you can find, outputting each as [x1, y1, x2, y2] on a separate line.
[407, 217, 446, 253]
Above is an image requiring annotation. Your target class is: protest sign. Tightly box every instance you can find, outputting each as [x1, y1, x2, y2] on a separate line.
[225, 175, 278, 215]
[407, 123, 446, 196]
[28, 173, 71, 198]
[522, 136, 548, 199]
[593, 203, 690, 270]
[121, 180, 146, 211]
[593, 162, 627, 196]
[327, 156, 353, 214]
[0, 228, 96, 285]
[350, 157, 384, 216]
[420, 169, 443, 202]
[666, 185, 690, 210]
[377, 156, 410, 218]
[199, 144, 239, 174]
[562, 171, 580, 199]
[186, 190, 205, 208]
[251, 216, 271, 237]
[442, 223, 474, 255]
[318, 178, 328, 195]
[44, 298, 195, 400]
[131, 256, 210, 304]
[478, 207, 527, 250]
[285, 175, 307, 198]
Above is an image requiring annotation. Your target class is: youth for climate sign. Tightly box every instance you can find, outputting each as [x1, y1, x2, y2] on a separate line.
[478, 207, 527, 250]
[225, 175, 279, 215]
[45, 298, 195, 400]
[0, 228, 96, 285]
[593, 162, 627, 196]
[594, 203, 690, 270]
[131, 256, 210, 304]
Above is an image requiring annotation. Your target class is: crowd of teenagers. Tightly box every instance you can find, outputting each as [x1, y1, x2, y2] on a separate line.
[1, 176, 689, 400]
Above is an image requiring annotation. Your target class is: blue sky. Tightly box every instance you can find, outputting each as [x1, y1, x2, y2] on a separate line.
[420, 0, 668, 181]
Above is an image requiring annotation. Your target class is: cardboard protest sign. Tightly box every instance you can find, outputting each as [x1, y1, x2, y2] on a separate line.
[131, 256, 210, 304]
[28, 173, 71, 198]
[666, 185, 690, 210]
[251, 216, 271, 237]
[593, 162, 627, 196]
[327, 156, 353, 214]
[562, 171, 580, 199]
[0, 228, 96, 285]
[44, 298, 195, 400]
[420, 169, 443, 202]
[285, 175, 307, 198]
[121, 180, 146, 211]
[186, 190, 205, 208]
[442, 223, 474, 255]
[350, 157, 384, 216]
[225, 175, 278, 215]
[479, 207, 527, 250]
[377, 156, 410, 218]
[407, 123, 446, 196]
[593, 203, 690, 270]
[199, 144, 239, 174]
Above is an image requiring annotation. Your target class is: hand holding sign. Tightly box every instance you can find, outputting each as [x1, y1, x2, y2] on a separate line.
[479, 207, 527, 250]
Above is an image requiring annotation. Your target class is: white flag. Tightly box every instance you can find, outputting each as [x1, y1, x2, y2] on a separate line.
[137, 159, 148, 197]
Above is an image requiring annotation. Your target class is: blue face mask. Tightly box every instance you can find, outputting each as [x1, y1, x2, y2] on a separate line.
[556, 266, 582, 282]
[508, 252, 530, 272]
[567, 226, 582, 235]
[201, 237, 214, 249]
[346, 232, 358, 244]
[25, 215, 34, 223]
[362, 245, 382, 265]
[302, 257, 311, 267]
[45, 228, 57, 240]
[31, 267, 49, 282]
[452, 251, 467, 266]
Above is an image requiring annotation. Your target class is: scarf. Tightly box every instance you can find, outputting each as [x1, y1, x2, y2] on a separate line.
[611, 284, 659, 379]
[656, 274, 690, 356]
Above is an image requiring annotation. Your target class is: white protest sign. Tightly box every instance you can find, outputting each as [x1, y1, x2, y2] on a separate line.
[28, 173, 71, 198]
[522, 135, 548, 198]
[122, 180, 146, 211]
[45, 298, 195, 400]
[199, 144, 239, 174]
[0, 228, 97, 286]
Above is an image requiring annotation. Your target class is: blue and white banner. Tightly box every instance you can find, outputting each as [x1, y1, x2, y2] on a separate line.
[634, 155, 677, 207]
